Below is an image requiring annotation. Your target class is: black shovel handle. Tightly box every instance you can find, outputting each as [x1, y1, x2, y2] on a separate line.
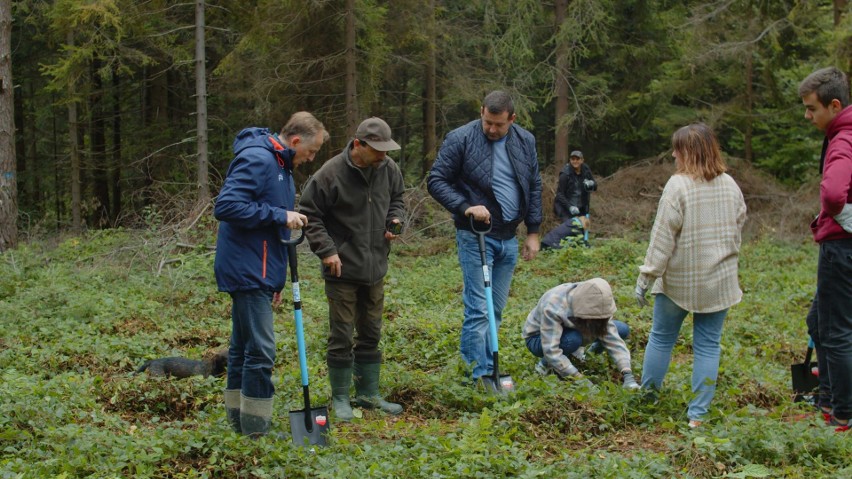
[281, 229, 306, 283]
[469, 215, 492, 267]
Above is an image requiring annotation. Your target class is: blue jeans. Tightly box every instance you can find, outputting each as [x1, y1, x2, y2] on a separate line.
[640, 294, 728, 421]
[227, 290, 276, 399]
[816, 238, 852, 420]
[456, 229, 518, 379]
[525, 320, 630, 357]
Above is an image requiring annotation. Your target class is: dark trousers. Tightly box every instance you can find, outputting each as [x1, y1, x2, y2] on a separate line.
[805, 291, 832, 410]
[325, 280, 384, 368]
[816, 238, 852, 420]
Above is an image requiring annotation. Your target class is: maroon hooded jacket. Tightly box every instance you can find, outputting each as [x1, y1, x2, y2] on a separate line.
[811, 105, 852, 243]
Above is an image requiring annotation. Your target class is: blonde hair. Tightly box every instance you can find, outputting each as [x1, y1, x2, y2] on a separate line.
[671, 123, 727, 181]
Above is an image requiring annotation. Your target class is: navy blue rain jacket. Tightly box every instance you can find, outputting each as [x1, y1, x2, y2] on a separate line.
[428, 119, 542, 239]
[214, 127, 296, 293]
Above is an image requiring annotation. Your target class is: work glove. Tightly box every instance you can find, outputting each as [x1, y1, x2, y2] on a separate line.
[635, 282, 648, 308]
[622, 371, 640, 390]
[569, 206, 580, 216]
[583, 179, 595, 190]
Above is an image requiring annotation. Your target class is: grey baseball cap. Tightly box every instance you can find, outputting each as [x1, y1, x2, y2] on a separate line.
[570, 150, 584, 158]
[355, 117, 401, 152]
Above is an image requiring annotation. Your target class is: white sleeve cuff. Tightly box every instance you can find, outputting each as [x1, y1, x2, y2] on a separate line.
[834, 203, 852, 233]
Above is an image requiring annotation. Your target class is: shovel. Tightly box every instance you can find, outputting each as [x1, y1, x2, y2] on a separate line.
[790, 337, 820, 404]
[281, 230, 329, 446]
[469, 216, 516, 395]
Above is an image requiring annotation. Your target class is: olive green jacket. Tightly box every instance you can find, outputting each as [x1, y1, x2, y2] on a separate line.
[300, 141, 405, 285]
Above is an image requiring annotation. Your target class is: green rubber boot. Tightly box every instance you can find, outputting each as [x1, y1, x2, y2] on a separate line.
[224, 389, 241, 433]
[328, 366, 354, 422]
[240, 395, 276, 439]
[353, 362, 403, 415]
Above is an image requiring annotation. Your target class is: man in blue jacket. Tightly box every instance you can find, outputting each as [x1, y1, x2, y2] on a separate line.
[214, 112, 327, 438]
[428, 91, 542, 384]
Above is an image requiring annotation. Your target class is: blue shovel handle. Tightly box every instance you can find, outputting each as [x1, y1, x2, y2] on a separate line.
[469, 216, 499, 355]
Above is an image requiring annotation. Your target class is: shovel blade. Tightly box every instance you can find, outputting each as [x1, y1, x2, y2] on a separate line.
[479, 374, 516, 395]
[790, 362, 819, 402]
[289, 406, 330, 447]
[791, 361, 819, 403]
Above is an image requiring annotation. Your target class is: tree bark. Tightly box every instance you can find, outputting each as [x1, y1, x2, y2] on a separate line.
[0, 0, 17, 250]
[344, 0, 358, 136]
[422, 0, 437, 177]
[554, 0, 570, 167]
[90, 59, 109, 227]
[835, 0, 847, 26]
[195, 0, 209, 206]
[111, 68, 121, 222]
[744, 50, 753, 163]
[68, 33, 81, 233]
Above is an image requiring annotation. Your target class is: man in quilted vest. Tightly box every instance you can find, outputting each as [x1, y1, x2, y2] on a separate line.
[428, 91, 543, 384]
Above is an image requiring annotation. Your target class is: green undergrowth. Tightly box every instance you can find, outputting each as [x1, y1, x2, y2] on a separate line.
[1, 230, 847, 478]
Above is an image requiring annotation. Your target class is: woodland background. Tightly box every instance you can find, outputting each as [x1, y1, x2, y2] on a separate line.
[3, 2, 852, 477]
[0, 0, 850, 248]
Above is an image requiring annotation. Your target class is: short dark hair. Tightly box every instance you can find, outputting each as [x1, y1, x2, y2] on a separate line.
[482, 90, 514, 117]
[281, 111, 329, 142]
[798, 67, 850, 108]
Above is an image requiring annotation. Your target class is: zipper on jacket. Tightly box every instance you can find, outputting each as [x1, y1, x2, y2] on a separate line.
[262, 240, 268, 279]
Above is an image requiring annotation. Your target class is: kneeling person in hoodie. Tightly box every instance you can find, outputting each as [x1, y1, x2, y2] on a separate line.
[522, 277, 639, 390]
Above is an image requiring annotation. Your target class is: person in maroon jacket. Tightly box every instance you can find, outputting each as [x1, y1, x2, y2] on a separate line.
[799, 66, 852, 433]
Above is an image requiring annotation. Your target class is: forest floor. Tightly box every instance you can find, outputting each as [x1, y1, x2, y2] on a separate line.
[3, 159, 846, 479]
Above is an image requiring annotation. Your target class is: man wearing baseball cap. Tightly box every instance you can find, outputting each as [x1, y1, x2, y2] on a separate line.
[299, 117, 406, 422]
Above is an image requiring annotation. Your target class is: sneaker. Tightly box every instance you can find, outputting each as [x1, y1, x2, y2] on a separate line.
[828, 416, 850, 433]
[535, 359, 552, 376]
[819, 406, 833, 423]
[571, 347, 586, 362]
[688, 420, 703, 429]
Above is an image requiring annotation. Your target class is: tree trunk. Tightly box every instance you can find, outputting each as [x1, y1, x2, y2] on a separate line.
[554, 0, 570, 167]
[398, 69, 408, 171]
[0, 0, 17, 251]
[744, 50, 753, 163]
[422, 0, 437, 177]
[13, 71, 23, 212]
[68, 34, 81, 233]
[111, 68, 121, 222]
[834, 0, 847, 26]
[195, 0, 209, 206]
[344, 0, 358, 136]
[52, 93, 61, 229]
[90, 59, 109, 227]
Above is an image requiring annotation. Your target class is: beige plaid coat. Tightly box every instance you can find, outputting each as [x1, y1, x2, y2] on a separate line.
[637, 173, 747, 313]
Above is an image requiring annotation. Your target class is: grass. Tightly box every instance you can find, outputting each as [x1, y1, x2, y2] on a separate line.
[1, 227, 848, 478]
